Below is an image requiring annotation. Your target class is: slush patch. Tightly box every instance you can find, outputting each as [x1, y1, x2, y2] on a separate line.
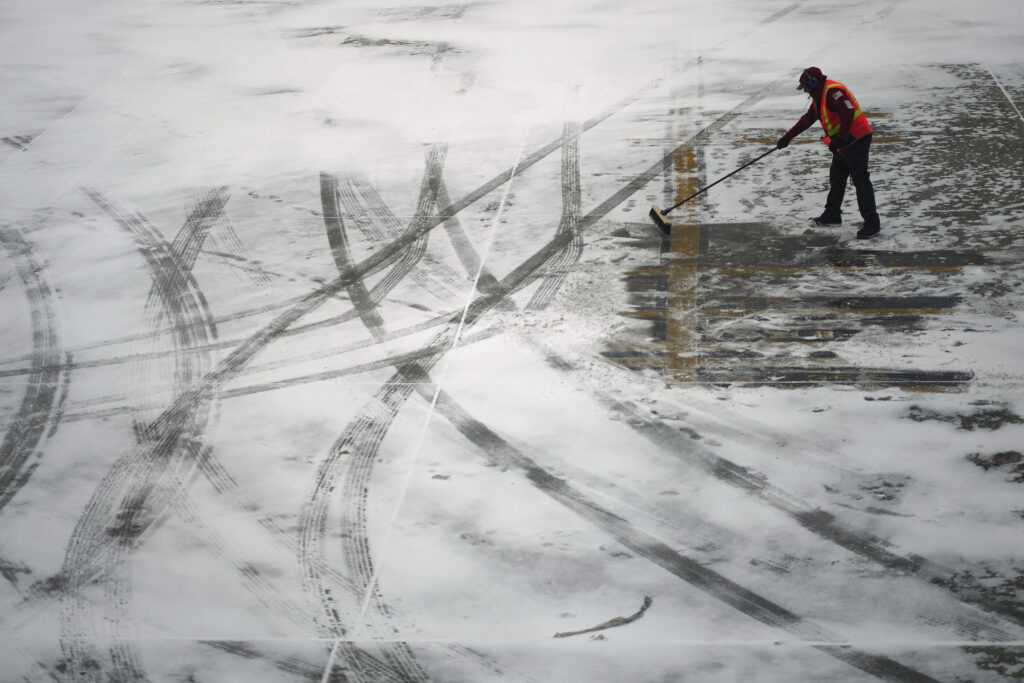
[967, 451, 1024, 483]
[906, 405, 1024, 430]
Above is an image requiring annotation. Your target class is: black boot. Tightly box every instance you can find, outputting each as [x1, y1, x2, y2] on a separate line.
[811, 210, 842, 226]
[856, 214, 880, 239]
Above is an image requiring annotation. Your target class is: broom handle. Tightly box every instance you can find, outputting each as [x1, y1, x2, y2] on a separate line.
[665, 147, 776, 213]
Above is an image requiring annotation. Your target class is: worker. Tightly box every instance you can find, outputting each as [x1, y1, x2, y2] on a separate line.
[776, 67, 880, 239]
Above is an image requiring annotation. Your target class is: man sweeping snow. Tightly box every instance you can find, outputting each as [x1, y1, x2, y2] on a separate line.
[777, 67, 881, 239]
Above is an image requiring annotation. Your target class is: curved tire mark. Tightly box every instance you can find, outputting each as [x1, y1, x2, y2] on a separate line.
[306, 125, 622, 678]
[599, 391, 1024, 629]
[59, 189, 227, 682]
[338, 155, 470, 302]
[0, 226, 68, 514]
[321, 172, 386, 336]
[527, 119, 583, 310]
[304, 156, 461, 681]
[428, 390, 941, 682]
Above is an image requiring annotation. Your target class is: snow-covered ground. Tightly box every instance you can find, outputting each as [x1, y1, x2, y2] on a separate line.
[1, 0, 1023, 681]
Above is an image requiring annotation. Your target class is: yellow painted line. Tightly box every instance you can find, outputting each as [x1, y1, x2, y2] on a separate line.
[666, 139, 701, 381]
[624, 266, 668, 277]
[617, 310, 668, 320]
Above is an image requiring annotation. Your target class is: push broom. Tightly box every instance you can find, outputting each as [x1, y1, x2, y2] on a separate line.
[648, 146, 777, 235]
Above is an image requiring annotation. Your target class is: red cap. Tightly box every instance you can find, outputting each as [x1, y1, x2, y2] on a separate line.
[797, 67, 826, 91]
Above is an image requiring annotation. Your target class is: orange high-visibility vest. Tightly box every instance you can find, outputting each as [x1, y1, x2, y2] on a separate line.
[818, 80, 872, 139]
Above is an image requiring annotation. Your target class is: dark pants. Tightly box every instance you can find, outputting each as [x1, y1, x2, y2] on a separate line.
[825, 133, 879, 227]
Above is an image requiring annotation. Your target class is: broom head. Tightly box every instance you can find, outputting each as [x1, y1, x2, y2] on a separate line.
[648, 205, 672, 236]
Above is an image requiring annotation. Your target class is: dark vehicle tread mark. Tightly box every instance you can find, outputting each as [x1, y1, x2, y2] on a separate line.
[205, 639, 397, 681]
[0, 1, 810, 376]
[26, 88, 781, 424]
[132, 187, 226, 434]
[188, 185, 285, 298]
[12, 5, 821, 675]
[0, 312, 460, 426]
[0, 66, 662, 375]
[434, 177, 506, 298]
[305, 379, 442, 677]
[218, 327, 497, 398]
[0, 227, 68, 514]
[596, 391, 1024, 628]
[202, 640, 325, 679]
[59, 190, 226, 681]
[189, 446, 367, 603]
[0, 283, 452, 387]
[313, 98, 795, 675]
[0, 539, 32, 587]
[424, 389, 939, 681]
[304, 84, 787, 600]
[57, 81, 767, 682]
[339, 162, 469, 301]
[322, 172, 386, 335]
[311, 143, 585, 679]
[349, 144, 455, 304]
[303, 160, 465, 680]
[528, 119, 583, 310]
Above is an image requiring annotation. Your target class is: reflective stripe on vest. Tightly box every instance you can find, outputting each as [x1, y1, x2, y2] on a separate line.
[818, 80, 872, 138]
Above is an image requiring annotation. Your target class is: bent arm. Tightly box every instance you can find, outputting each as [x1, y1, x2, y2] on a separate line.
[783, 104, 817, 142]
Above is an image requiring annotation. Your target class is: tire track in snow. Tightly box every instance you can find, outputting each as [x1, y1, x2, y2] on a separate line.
[318, 148, 537, 681]
[0, 237, 70, 677]
[527, 119, 583, 310]
[0, 0, 813, 380]
[114, 188, 234, 682]
[0, 15, 776, 383]
[129, 187, 225, 435]
[0, 226, 69, 514]
[285, 261, 1006, 681]
[202, 640, 324, 680]
[39, 71, 763, 683]
[311, 99, 899, 676]
[317, 104, 1007, 679]
[321, 170, 463, 681]
[322, 173, 387, 337]
[336, 163, 470, 303]
[55, 90, 780, 651]
[597, 393, 1024, 629]
[302, 152, 455, 682]
[203, 639, 395, 681]
[1, 201, 360, 630]
[59, 189, 321, 681]
[424, 391, 941, 681]
[58, 189, 227, 681]
[299, 261, 946, 681]
[434, 177, 506, 299]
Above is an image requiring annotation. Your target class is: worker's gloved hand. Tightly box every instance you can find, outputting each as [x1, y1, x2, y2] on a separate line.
[776, 134, 792, 150]
[828, 135, 850, 153]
